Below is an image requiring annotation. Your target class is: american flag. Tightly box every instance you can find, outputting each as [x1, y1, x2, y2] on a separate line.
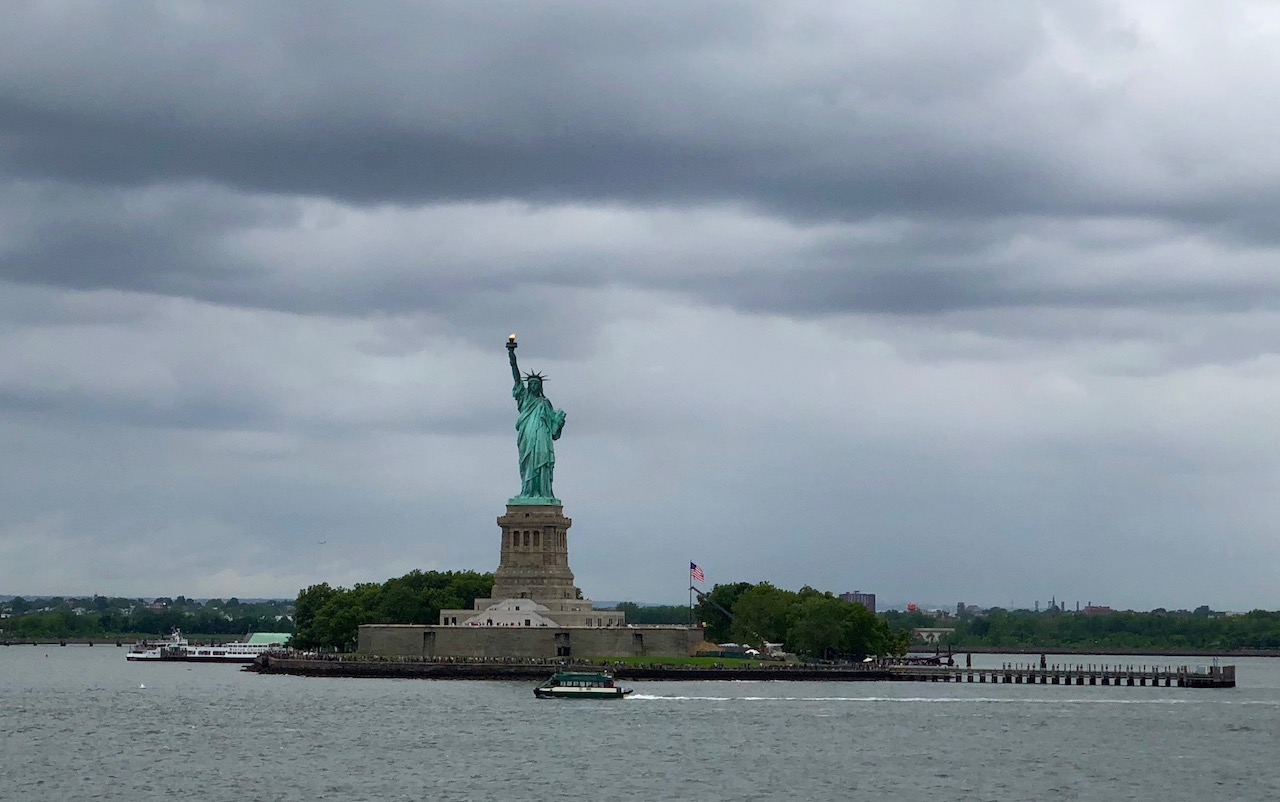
[690, 562, 705, 584]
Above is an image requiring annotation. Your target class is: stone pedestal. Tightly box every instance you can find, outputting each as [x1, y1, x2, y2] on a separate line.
[436, 502, 627, 628]
[491, 504, 577, 602]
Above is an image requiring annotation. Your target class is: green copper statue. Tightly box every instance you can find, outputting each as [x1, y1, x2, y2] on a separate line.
[506, 335, 566, 505]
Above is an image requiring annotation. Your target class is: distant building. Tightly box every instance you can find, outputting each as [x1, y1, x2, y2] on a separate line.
[839, 591, 876, 613]
[1083, 605, 1114, 616]
[912, 627, 955, 645]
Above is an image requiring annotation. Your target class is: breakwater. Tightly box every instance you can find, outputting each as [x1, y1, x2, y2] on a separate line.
[247, 654, 1235, 687]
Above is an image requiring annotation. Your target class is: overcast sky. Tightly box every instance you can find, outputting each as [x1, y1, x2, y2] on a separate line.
[2, 1, 1279, 611]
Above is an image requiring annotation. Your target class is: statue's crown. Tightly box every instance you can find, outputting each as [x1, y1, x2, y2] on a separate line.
[524, 371, 547, 382]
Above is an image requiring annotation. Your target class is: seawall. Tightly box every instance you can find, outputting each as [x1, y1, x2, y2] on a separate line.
[247, 655, 891, 681]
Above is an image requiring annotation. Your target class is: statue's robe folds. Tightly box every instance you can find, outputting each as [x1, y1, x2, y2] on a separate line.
[513, 382, 565, 499]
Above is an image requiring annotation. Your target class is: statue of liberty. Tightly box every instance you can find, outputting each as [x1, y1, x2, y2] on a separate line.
[506, 335, 566, 504]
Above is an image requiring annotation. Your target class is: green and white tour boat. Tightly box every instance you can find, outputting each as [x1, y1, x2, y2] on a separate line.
[534, 671, 633, 699]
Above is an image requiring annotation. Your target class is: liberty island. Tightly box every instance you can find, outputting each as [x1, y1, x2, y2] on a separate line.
[286, 338, 1234, 686]
[356, 336, 702, 658]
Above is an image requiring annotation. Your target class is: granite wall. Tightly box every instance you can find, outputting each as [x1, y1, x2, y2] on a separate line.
[359, 624, 702, 659]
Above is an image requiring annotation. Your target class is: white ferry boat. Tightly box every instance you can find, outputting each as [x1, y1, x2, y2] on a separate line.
[534, 671, 633, 699]
[124, 631, 290, 663]
[125, 629, 190, 661]
[180, 633, 291, 663]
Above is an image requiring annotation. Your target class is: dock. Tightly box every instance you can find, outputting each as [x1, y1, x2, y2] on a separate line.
[889, 662, 1235, 688]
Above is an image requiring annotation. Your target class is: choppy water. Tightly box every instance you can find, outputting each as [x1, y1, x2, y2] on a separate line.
[2, 648, 1279, 801]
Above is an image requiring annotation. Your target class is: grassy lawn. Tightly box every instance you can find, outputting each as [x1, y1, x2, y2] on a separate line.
[581, 655, 770, 667]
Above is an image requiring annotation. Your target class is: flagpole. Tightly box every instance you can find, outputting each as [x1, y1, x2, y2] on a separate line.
[688, 563, 693, 626]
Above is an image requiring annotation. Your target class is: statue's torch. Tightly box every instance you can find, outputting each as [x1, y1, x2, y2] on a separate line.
[507, 333, 518, 351]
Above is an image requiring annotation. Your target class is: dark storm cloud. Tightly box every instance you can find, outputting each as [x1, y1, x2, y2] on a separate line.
[0, 183, 306, 313]
[0, 184, 496, 316]
[692, 261, 1280, 317]
[6, 0, 1270, 227]
[3, 1, 1279, 325]
[5, 180, 1277, 330]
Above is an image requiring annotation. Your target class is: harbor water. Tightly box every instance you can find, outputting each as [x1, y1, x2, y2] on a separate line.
[2, 647, 1279, 801]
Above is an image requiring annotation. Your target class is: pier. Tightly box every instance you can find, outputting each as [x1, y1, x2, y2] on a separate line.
[889, 662, 1235, 688]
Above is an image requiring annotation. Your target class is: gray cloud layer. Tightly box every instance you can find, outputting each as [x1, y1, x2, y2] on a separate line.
[2, 1, 1279, 609]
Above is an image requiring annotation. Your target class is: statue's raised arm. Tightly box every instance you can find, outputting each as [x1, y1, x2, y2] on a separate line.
[507, 334, 522, 388]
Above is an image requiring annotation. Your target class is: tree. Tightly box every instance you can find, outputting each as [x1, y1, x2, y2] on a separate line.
[291, 570, 495, 651]
[731, 583, 797, 645]
[314, 584, 381, 651]
[788, 595, 849, 659]
[443, 571, 493, 607]
[694, 582, 754, 643]
[292, 583, 339, 649]
[610, 603, 689, 625]
[787, 594, 905, 659]
[845, 600, 906, 657]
